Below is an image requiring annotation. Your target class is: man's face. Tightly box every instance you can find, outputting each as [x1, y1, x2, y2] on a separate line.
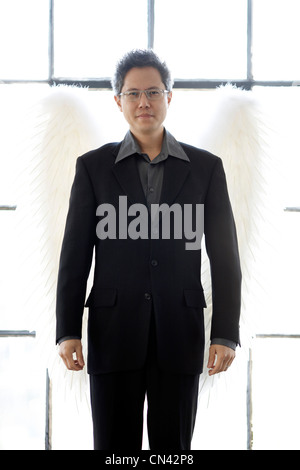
[115, 66, 172, 138]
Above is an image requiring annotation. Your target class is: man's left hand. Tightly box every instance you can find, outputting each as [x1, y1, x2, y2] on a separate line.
[207, 344, 236, 376]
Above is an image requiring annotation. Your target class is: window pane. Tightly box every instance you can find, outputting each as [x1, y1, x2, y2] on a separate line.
[0, 0, 49, 80]
[252, 0, 300, 80]
[0, 337, 46, 450]
[54, 0, 148, 78]
[252, 338, 300, 450]
[154, 0, 248, 80]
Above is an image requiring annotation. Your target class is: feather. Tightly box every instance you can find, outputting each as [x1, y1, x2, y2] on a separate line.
[197, 84, 273, 400]
[15, 85, 101, 400]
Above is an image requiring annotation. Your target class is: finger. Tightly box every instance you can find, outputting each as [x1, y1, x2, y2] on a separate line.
[227, 356, 235, 368]
[209, 352, 232, 375]
[207, 347, 216, 369]
[211, 352, 235, 375]
[69, 350, 85, 370]
[62, 352, 77, 371]
[225, 355, 235, 370]
[58, 340, 85, 371]
[208, 357, 223, 375]
[208, 353, 223, 375]
[67, 355, 84, 371]
[75, 345, 85, 368]
[59, 349, 83, 371]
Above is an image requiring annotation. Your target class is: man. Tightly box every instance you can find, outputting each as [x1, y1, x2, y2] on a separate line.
[56, 49, 241, 450]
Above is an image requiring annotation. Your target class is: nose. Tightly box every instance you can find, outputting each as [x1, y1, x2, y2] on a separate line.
[138, 91, 150, 107]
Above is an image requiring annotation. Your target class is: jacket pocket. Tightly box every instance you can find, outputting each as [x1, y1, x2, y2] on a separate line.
[184, 289, 207, 308]
[85, 288, 117, 308]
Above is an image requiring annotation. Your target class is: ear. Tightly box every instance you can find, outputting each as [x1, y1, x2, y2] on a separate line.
[114, 95, 123, 112]
[167, 91, 173, 107]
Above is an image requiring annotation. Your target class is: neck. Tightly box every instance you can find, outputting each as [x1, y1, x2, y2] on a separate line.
[131, 128, 164, 161]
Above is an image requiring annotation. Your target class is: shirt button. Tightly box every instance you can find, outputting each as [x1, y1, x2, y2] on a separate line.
[144, 292, 152, 301]
[151, 259, 158, 267]
[149, 187, 154, 193]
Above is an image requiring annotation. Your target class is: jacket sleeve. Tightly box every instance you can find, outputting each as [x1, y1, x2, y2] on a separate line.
[204, 157, 242, 345]
[56, 156, 96, 343]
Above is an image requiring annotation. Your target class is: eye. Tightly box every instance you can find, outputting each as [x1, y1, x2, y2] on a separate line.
[148, 90, 160, 97]
[128, 91, 139, 98]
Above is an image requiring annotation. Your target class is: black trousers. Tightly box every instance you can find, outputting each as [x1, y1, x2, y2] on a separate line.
[90, 315, 200, 451]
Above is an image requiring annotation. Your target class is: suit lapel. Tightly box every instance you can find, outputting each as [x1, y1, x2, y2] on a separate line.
[112, 154, 147, 206]
[160, 156, 190, 206]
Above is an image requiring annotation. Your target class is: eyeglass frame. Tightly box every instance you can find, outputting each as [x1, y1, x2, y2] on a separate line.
[118, 88, 170, 102]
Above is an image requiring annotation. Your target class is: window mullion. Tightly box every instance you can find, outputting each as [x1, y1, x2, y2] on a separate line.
[48, 0, 54, 83]
[148, 0, 155, 49]
[247, 0, 253, 83]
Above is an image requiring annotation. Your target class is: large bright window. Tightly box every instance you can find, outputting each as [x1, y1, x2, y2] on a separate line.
[53, 0, 148, 78]
[1, 0, 300, 87]
[154, 0, 248, 80]
[0, 0, 49, 80]
[252, 0, 300, 81]
[1, 0, 300, 451]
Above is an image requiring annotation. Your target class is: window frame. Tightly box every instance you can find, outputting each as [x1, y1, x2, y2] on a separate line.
[1, 0, 300, 452]
[0, 0, 299, 90]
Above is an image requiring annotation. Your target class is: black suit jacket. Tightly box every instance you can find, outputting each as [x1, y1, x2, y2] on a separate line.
[56, 140, 241, 375]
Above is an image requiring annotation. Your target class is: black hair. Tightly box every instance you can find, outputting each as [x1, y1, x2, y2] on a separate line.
[111, 49, 173, 95]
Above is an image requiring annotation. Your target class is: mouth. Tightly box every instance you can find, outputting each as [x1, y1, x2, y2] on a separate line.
[136, 114, 154, 119]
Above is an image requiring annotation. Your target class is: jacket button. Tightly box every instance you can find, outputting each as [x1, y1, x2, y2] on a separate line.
[144, 292, 152, 301]
[151, 259, 158, 267]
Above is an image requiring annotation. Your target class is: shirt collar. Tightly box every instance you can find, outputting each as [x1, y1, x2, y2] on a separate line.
[115, 129, 189, 163]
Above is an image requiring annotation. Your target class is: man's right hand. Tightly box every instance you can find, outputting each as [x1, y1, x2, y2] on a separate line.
[58, 339, 85, 371]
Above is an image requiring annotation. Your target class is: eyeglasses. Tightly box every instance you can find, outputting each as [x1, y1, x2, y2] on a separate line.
[118, 88, 170, 102]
